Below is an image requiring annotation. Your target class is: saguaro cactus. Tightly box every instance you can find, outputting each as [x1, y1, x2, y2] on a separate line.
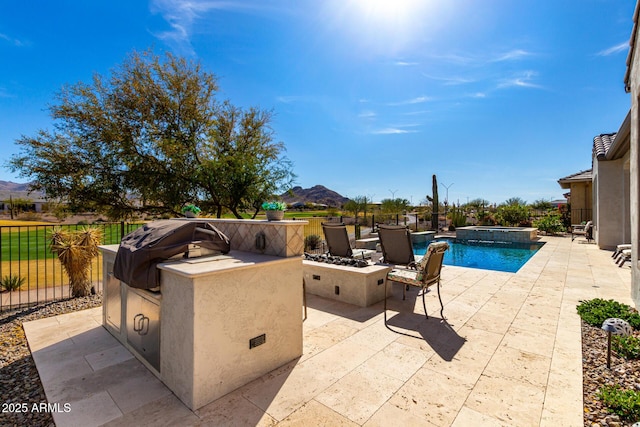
[431, 175, 439, 230]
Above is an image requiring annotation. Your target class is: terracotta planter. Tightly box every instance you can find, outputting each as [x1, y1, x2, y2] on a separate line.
[266, 210, 284, 221]
[184, 211, 198, 218]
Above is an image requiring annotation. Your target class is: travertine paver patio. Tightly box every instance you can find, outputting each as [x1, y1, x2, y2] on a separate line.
[23, 235, 632, 426]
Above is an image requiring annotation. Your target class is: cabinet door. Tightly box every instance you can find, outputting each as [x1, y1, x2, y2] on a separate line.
[126, 290, 143, 352]
[126, 290, 161, 372]
[139, 297, 160, 371]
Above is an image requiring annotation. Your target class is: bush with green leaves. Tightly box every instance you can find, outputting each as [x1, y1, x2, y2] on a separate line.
[613, 335, 640, 360]
[598, 385, 640, 421]
[495, 203, 530, 226]
[576, 298, 640, 330]
[533, 214, 565, 235]
[1, 274, 26, 291]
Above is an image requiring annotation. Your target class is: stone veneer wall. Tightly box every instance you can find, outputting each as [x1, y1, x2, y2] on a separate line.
[198, 219, 306, 258]
[456, 227, 538, 243]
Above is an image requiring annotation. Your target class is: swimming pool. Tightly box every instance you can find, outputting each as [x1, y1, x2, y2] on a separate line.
[413, 239, 544, 273]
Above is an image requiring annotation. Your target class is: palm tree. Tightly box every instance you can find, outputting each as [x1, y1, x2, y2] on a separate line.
[50, 227, 102, 297]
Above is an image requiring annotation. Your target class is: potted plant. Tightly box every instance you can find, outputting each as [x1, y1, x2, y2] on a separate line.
[262, 201, 286, 221]
[181, 204, 201, 218]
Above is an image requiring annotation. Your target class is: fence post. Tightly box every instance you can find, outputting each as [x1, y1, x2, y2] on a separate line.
[355, 224, 361, 240]
[121, 221, 125, 239]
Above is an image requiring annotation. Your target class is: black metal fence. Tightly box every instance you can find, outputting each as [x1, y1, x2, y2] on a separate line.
[0, 222, 145, 312]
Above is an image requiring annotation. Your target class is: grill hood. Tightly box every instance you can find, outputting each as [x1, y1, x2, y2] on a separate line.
[113, 220, 230, 289]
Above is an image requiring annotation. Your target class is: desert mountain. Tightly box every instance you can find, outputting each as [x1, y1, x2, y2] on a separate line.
[281, 185, 350, 207]
[0, 180, 30, 192]
[0, 181, 46, 201]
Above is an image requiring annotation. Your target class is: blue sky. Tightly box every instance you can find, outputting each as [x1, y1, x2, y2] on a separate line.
[0, 0, 635, 206]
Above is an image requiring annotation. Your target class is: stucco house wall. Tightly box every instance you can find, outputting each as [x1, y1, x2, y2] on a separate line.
[571, 181, 592, 223]
[594, 157, 630, 249]
[625, 1, 640, 307]
[558, 170, 593, 224]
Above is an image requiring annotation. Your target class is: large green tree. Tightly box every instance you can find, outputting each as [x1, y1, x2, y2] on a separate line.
[343, 195, 369, 223]
[9, 49, 294, 219]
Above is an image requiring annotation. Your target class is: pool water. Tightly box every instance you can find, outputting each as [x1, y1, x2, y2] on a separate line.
[413, 239, 544, 273]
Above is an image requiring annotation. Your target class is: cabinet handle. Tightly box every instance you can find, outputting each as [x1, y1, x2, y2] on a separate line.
[133, 313, 150, 335]
[140, 316, 149, 336]
[133, 314, 144, 332]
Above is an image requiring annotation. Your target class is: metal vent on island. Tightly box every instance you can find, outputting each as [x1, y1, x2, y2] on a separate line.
[250, 334, 266, 349]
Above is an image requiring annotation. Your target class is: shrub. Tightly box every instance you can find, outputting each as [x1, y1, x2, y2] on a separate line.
[1, 274, 26, 291]
[19, 212, 43, 222]
[598, 385, 640, 421]
[576, 298, 640, 330]
[496, 204, 530, 226]
[613, 335, 640, 360]
[304, 235, 321, 251]
[534, 214, 565, 235]
[50, 227, 102, 297]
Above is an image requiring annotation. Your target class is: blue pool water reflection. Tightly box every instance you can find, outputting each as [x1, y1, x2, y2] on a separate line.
[413, 239, 544, 273]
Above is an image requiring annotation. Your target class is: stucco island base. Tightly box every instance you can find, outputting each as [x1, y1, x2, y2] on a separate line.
[159, 253, 303, 410]
[303, 260, 392, 307]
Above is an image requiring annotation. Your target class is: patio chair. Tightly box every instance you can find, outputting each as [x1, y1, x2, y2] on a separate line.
[383, 241, 450, 324]
[321, 222, 375, 259]
[377, 224, 416, 267]
[571, 221, 593, 242]
[618, 249, 632, 267]
[613, 244, 632, 260]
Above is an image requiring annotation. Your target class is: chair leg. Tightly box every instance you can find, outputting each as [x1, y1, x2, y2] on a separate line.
[421, 287, 429, 319]
[437, 280, 444, 319]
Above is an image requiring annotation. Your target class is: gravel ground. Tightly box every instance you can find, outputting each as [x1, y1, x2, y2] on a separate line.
[0, 294, 637, 427]
[582, 321, 640, 427]
[0, 294, 102, 427]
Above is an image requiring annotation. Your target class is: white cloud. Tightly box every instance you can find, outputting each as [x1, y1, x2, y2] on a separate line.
[371, 128, 417, 135]
[370, 123, 420, 134]
[491, 49, 532, 62]
[388, 96, 431, 106]
[596, 42, 629, 56]
[0, 33, 27, 47]
[422, 73, 474, 86]
[394, 61, 418, 66]
[0, 87, 14, 98]
[149, 0, 266, 55]
[276, 95, 303, 103]
[497, 70, 543, 89]
[358, 110, 376, 118]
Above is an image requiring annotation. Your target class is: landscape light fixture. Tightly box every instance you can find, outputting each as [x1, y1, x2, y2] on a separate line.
[601, 318, 632, 369]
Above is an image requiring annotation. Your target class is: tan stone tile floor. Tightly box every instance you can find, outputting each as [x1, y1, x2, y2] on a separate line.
[22, 235, 633, 426]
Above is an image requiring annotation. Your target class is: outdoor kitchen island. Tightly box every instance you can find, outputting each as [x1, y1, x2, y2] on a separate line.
[100, 219, 305, 411]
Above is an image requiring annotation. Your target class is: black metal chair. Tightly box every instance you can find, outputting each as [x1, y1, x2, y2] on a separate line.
[321, 222, 375, 259]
